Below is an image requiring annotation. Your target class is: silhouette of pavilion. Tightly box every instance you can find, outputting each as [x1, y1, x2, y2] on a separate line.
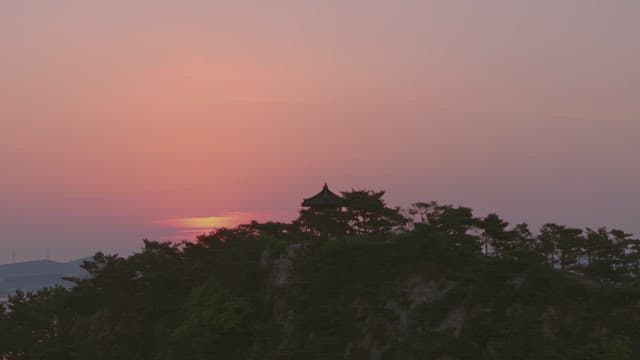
[302, 183, 343, 209]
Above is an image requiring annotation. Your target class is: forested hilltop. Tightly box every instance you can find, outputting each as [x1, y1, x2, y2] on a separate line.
[2, 189, 640, 359]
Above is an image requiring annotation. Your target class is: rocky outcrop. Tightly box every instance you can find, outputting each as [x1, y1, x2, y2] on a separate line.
[433, 306, 466, 337]
[542, 306, 560, 337]
[264, 243, 303, 288]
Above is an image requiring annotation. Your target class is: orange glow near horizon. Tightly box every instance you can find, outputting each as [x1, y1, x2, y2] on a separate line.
[166, 216, 230, 229]
[158, 212, 256, 241]
[162, 212, 252, 229]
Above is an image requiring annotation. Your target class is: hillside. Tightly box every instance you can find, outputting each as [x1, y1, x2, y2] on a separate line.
[1, 192, 639, 359]
[2, 234, 639, 359]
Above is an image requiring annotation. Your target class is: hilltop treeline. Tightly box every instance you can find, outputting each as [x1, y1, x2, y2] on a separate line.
[1, 190, 640, 359]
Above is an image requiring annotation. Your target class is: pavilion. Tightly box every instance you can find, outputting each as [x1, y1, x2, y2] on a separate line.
[301, 183, 344, 209]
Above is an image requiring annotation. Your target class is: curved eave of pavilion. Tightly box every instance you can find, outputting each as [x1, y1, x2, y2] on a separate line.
[301, 184, 344, 208]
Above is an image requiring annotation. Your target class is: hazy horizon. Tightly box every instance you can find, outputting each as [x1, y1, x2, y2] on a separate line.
[2, 1, 639, 263]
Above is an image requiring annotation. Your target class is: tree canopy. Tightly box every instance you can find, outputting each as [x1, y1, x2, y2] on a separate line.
[1, 189, 640, 359]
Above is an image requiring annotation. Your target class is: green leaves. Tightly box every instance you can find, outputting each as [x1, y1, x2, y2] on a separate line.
[169, 284, 256, 360]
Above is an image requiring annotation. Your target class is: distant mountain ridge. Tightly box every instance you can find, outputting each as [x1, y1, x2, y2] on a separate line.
[0, 259, 87, 297]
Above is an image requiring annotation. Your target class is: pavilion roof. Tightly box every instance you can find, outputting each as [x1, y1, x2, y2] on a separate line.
[301, 183, 344, 208]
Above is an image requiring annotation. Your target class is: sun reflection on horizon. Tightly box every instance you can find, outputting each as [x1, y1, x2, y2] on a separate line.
[158, 212, 253, 241]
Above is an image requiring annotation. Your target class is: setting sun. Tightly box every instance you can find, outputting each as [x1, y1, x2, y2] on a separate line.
[159, 212, 253, 238]
[164, 216, 236, 229]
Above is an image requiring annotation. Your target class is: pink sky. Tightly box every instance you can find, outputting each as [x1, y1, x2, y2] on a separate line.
[1, 1, 639, 263]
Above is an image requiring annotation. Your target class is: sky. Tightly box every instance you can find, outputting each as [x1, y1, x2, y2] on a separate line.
[1, 1, 639, 263]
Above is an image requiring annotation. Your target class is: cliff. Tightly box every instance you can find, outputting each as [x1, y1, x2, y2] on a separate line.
[1, 231, 639, 359]
[260, 239, 639, 359]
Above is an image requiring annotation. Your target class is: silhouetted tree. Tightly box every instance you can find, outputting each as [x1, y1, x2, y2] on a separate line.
[584, 227, 610, 267]
[409, 202, 477, 237]
[537, 223, 561, 267]
[242, 221, 297, 238]
[581, 228, 636, 281]
[408, 202, 481, 254]
[511, 223, 535, 251]
[341, 190, 407, 236]
[479, 213, 510, 256]
[610, 229, 635, 277]
[624, 237, 640, 277]
[296, 206, 348, 237]
[556, 227, 583, 271]
[537, 224, 583, 270]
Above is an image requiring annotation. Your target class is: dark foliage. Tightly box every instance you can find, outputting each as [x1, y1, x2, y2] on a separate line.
[1, 190, 639, 359]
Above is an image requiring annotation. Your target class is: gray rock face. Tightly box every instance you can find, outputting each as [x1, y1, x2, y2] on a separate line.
[266, 242, 306, 350]
[259, 248, 271, 268]
[433, 307, 466, 337]
[348, 275, 458, 359]
[385, 276, 457, 336]
[271, 257, 292, 288]
[278, 310, 296, 349]
[542, 306, 560, 337]
[406, 276, 456, 306]
[269, 243, 303, 288]
[507, 276, 525, 289]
